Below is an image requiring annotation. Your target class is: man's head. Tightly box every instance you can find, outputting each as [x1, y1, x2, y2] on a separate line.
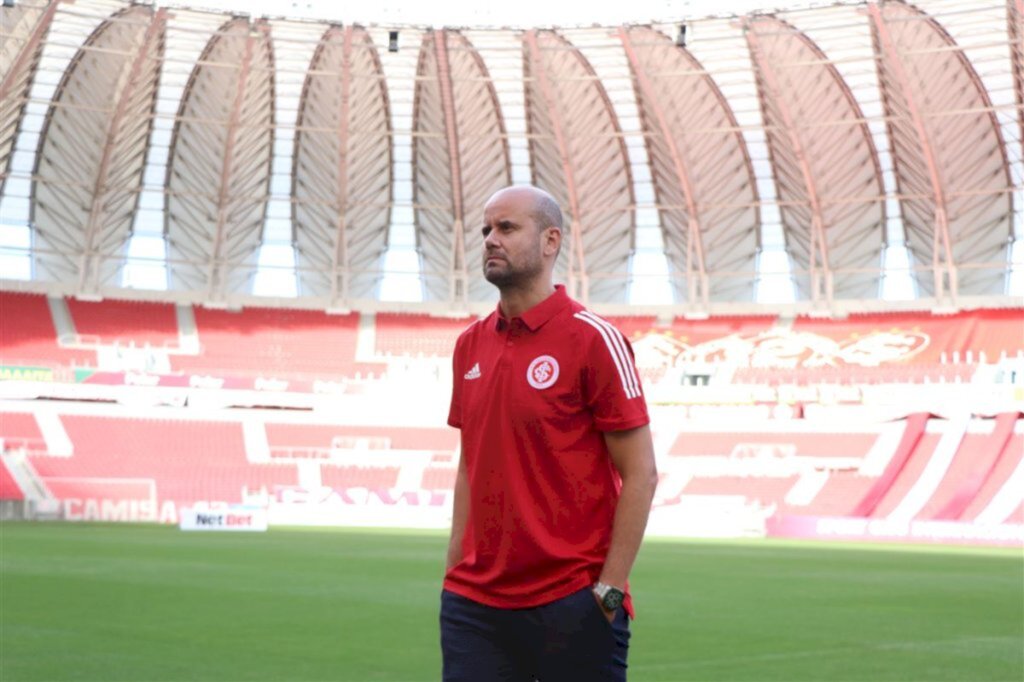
[481, 185, 563, 291]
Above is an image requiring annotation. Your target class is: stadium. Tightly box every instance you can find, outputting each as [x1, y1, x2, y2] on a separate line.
[1, 0, 1022, 679]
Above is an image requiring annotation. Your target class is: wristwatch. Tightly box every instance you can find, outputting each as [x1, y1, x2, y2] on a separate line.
[593, 582, 625, 611]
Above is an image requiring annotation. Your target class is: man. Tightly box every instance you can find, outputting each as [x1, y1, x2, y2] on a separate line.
[441, 185, 658, 681]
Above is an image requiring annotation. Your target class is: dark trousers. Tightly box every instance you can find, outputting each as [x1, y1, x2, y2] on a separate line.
[440, 587, 630, 682]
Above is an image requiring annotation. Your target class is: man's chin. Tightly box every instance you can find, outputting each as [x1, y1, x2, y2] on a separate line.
[484, 267, 513, 287]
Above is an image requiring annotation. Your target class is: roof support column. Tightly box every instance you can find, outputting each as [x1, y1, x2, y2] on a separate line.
[1011, 0, 1024, 166]
[745, 23, 833, 308]
[869, 2, 956, 303]
[524, 30, 588, 304]
[434, 30, 468, 304]
[619, 27, 708, 309]
[330, 26, 353, 307]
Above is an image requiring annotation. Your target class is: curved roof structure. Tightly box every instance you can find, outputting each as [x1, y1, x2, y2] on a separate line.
[0, 0, 1019, 311]
[413, 30, 510, 303]
[0, 0, 56, 199]
[293, 25, 393, 305]
[524, 29, 636, 304]
[869, 0, 1013, 298]
[745, 15, 886, 301]
[621, 25, 760, 304]
[165, 17, 275, 300]
[31, 5, 164, 290]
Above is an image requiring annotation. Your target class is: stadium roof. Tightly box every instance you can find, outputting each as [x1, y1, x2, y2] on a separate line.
[0, 0, 1021, 314]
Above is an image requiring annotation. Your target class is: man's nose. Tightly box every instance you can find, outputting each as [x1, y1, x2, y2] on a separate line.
[484, 229, 499, 249]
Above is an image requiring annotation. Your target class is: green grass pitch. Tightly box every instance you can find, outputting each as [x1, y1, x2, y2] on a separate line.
[1, 523, 1021, 681]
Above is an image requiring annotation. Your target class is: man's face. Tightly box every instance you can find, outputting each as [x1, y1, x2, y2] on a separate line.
[481, 191, 548, 289]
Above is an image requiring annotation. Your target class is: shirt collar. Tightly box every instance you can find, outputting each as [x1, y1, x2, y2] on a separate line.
[494, 285, 570, 333]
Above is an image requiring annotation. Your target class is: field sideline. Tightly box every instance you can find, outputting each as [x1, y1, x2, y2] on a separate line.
[1, 523, 1021, 681]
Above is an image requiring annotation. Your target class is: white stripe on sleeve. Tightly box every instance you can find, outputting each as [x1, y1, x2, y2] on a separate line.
[573, 311, 641, 399]
[579, 311, 642, 398]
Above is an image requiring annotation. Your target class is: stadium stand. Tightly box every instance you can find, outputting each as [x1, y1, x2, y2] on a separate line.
[668, 431, 880, 458]
[169, 307, 382, 380]
[0, 458, 25, 500]
[0, 292, 97, 367]
[65, 298, 179, 347]
[265, 423, 458, 456]
[958, 432, 1024, 522]
[0, 0, 1021, 550]
[791, 309, 1024, 364]
[320, 464, 401, 490]
[0, 412, 47, 453]
[869, 430, 946, 518]
[27, 416, 298, 508]
[931, 413, 1020, 520]
[374, 313, 469, 357]
[1, 403, 1020, 540]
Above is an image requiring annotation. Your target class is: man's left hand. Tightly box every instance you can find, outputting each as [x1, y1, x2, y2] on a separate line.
[592, 591, 616, 623]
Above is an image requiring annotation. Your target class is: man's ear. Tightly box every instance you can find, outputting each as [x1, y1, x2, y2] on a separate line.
[544, 227, 562, 257]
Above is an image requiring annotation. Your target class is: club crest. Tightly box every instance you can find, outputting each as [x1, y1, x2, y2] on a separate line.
[526, 355, 559, 389]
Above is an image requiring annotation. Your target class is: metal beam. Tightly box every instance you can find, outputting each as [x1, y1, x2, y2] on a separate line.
[79, 8, 166, 294]
[434, 30, 468, 303]
[745, 21, 833, 306]
[0, 0, 59, 103]
[869, 2, 956, 301]
[1012, 0, 1024, 162]
[524, 30, 588, 303]
[329, 25, 353, 306]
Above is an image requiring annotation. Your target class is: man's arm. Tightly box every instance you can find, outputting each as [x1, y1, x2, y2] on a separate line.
[597, 424, 658, 611]
[445, 450, 470, 572]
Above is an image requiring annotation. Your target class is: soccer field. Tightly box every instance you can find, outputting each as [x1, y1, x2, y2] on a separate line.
[1, 523, 1021, 682]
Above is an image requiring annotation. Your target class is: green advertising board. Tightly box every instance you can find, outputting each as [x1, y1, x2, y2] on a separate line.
[0, 366, 54, 382]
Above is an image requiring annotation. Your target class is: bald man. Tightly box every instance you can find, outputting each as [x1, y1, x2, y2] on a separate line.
[441, 185, 658, 681]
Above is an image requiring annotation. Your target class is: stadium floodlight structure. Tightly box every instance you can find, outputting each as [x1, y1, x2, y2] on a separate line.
[0, 0, 1021, 316]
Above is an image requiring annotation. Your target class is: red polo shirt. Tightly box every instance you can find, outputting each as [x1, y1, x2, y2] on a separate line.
[445, 285, 649, 613]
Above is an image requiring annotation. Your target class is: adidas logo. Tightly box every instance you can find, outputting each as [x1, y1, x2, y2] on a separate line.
[464, 363, 481, 380]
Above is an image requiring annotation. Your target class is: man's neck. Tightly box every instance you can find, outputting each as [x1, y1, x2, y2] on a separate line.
[499, 281, 556, 319]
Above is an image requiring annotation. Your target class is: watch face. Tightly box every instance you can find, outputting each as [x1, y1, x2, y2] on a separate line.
[602, 588, 625, 611]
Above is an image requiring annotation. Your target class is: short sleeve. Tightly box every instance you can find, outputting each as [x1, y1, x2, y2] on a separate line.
[447, 337, 464, 429]
[582, 321, 650, 432]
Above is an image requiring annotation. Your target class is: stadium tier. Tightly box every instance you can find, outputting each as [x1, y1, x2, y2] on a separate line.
[0, 411, 47, 453]
[320, 465, 401, 490]
[66, 298, 179, 348]
[25, 415, 298, 510]
[265, 423, 458, 455]
[0, 292, 99, 368]
[373, 313, 470, 357]
[3, 292, 1021, 387]
[169, 306, 375, 379]
[2, 407, 1021, 536]
[0, 457, 25, 500]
